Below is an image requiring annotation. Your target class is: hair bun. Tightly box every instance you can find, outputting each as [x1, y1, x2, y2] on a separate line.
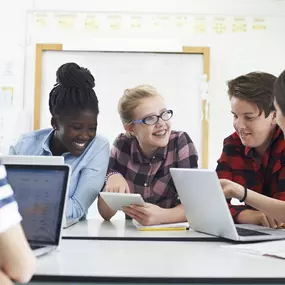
[56, 62, 95, 89]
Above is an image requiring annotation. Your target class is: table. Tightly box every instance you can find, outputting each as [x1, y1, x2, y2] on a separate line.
[62, 218, 218, 241]
[30, 239, 285, 284]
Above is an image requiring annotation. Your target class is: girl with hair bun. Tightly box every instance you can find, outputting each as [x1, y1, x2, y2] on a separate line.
[10, 62, 109, 221]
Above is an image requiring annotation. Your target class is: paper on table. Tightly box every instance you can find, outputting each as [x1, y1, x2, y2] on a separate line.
[222, 240, 285, 259]
[132, 219, 189, 231]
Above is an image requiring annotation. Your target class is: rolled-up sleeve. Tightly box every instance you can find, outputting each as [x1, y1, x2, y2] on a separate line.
[66, 141, 110, 219]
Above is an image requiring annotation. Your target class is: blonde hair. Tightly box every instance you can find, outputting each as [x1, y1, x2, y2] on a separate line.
[118, 84, 161, 125]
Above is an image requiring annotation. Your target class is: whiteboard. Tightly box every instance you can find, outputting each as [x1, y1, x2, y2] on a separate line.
[41, 50, 204, 164]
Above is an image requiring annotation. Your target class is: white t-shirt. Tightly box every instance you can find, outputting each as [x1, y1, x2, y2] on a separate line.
[0, 163, 22, 233]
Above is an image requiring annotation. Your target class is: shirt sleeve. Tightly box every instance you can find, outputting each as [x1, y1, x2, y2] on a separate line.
[176, 132, 198, 168]
[66, 140, 110, 219]
[0, 164, 22, 233]
[272, 163, 285, 201]
[108, 135, 129, 176]
[216, 147, 252, 222]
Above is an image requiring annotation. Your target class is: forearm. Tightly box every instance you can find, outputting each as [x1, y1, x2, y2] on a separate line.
[160, 204, 187, 224]
[0, 224, 36, 284]
[97, 196, 117, 221]
[240, 190, 285, 222]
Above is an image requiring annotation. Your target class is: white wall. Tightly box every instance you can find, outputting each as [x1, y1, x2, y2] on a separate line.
[1, 1, 285, 161]
[21, 0, 285, 169]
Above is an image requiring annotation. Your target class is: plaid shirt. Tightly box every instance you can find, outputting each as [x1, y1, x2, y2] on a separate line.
[216, 126, 285, 222]
[108, 131, 198, 208]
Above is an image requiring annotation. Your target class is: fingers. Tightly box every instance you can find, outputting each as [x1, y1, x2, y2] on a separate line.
[0, 271, 13, 285]
[275, 220, 284, 229]
[259, 214, 270, 228]
[122, 207, 146, 221]
[222, 186, 233, 199]
[219, 179, 228, 187]
[105, 184, 129, 193]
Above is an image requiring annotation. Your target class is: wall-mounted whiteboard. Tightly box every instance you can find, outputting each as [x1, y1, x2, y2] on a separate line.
[35, 45, 210, 167]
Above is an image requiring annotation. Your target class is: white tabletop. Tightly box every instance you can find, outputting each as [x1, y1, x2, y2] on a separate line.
[34, 239, 285, 283]
[62, 218, 217, 241]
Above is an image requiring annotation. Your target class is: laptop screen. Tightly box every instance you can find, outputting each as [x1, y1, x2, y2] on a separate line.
[5, 164, 69, 245]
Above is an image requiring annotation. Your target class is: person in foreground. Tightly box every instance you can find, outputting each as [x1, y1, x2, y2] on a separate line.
[0, 162, 36, 284]
[220, 69, 285, 225]
[98, 85, 198, 226]
[9, 62, 109, 220]
[216, 71, 285, 228]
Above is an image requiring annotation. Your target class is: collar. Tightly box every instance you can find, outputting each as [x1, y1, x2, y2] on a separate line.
[131, 138, 167, 164]
[41, 129, 54, 154]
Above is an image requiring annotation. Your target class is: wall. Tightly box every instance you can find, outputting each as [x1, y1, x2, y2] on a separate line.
[0, 0, 33, 153]
[22, 0, 285, 169]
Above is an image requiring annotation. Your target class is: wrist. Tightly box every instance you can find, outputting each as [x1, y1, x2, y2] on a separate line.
[105, 172, 121, 183]
[232, 185, 244, 200]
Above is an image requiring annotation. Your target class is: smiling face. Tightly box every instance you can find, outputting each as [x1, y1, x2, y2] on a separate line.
[51, 109, 98, 156]
[126, 96, 172, 156]
[231, 97, 276, 153]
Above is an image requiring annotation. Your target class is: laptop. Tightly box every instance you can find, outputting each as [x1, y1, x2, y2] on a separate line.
[170, 168, 285, 242]
[0, 155, 64, 165]
[5, 164, 70, 256]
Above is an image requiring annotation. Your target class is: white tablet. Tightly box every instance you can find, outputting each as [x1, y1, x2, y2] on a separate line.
[100, 192, 145, 211]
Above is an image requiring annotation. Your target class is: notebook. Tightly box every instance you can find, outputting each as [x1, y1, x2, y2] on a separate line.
[132, 219, 189, 231]
[5, 164, 70, 257]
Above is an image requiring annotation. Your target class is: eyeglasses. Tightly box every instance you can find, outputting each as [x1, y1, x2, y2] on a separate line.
[132, 110, 173, 126]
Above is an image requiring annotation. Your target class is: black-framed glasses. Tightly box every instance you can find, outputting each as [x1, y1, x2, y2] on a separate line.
[132, 110, 173, 126]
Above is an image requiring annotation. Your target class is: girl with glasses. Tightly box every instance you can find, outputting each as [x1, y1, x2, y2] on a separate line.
[98, 85, 198, 226]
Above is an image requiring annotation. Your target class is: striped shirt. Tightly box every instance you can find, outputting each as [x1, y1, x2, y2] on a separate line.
[108, 131, 198, 208]
[0, 163, 22, 233]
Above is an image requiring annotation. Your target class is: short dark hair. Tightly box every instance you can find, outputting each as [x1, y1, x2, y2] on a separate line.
[227, 72, 277, 117]
[49, 62, 99, 118]
[274, 69, 285, 116]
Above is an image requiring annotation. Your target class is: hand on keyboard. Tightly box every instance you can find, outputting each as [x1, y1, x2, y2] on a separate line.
[237, 210, 284, 228]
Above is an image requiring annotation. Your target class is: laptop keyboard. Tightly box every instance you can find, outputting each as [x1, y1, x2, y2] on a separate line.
[31, 245, 44, 250]
[236, 227, 270, 236]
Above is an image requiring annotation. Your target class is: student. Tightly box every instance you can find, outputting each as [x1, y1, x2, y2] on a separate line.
[220, 69, 285, 225]
[0, 162, 35, 284]
[216, 71, 285, 228]
[10, 63, 109, 220]
[98, 85, 198, 226]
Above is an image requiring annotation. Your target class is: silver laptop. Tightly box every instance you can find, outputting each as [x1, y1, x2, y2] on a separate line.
[1, 155, 64, 165]
[5, 164, 70, 256]
[170, 168, 285, 242]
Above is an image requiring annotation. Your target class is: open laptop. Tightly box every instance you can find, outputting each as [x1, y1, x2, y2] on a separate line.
[170, 168, 285, 242]
[5, 164, 70, 256]
[0, 155, 64, 165]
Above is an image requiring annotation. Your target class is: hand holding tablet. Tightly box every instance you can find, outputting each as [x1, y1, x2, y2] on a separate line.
[100, 192, 145, 211]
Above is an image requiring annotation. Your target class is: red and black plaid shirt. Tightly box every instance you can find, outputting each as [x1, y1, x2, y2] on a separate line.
[216, 126, 285, 222]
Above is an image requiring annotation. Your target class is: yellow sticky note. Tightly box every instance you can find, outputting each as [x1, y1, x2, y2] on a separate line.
[130, 15, 143, 29]
[252, 18, 266, 31]
[232, 17, 247, 33]
[212, 17, 227, 34]
[56, 14, 76, 29]
[108, 15, 122, 31]
[193, 17, 206, 34]
[84, 16, 99, 31]
[34, 13, 49, 27]
[175, 16, 188, 28]
[151, 15, 170, 29]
